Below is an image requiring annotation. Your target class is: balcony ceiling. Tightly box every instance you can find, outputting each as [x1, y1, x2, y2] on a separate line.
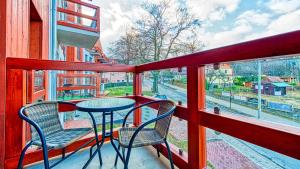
[57, 25, 100, 49]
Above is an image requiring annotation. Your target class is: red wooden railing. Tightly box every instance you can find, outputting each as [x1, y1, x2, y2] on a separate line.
[57, 73, 101, 98]
[4, 30, 300, 169]
[57, 0, 100, 32]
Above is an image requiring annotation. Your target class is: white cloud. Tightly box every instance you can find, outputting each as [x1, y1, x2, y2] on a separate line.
[267, 0, 300, 14]
[199, 23, 253, 49]
[236, 10, 271, 26]
[84, 0, 144, 52]
[267, 9, 300, 34]
[187, 0, 241, 21]
[240, 9, 300, 44]
[84, 0, 299, 53]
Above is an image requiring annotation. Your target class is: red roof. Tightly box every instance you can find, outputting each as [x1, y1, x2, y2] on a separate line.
[263, 76, 284, 83]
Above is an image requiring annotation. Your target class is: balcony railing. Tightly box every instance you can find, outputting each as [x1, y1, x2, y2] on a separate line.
[4, 30, 300, 168]
[56, 73, 101, 99]
[57, 0, 100, 33]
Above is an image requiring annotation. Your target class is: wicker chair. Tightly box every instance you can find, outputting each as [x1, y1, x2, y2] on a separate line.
[17, 101, 95, 169]
[114, 100, 176, 169]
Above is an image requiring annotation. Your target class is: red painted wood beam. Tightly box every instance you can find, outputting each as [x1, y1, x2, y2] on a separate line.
[0, 0, 6, 167]
[6, 58, 135, 72]
[133, 73, 142, 126]
[136, 30, 300, 72]
[65, 0, 99, 9]
[187, 66, 206, 169]
[57, 21, 98, 32]
[199, 111, 300, 160]
[96, 7, 100, 32]
[57, 8, 98, 21]
[5, 70, 27, 159]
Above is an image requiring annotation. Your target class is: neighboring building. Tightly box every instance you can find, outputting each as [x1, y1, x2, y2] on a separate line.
[54, 0, 116, 99]
[102, 72, 127, 83]
[253, 76, 290, 96]
[206, 63, 234, 88]
[280, 76, 298, 84]
[244, 82, 253, 88]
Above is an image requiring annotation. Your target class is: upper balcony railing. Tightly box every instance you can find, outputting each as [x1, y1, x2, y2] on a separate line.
[4, 30, 300, 169]
[57, 0, 100, 33]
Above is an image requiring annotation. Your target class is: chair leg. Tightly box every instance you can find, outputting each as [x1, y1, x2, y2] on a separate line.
[156, 146, 160, 158]
[124, 147, 132, 169]
[164, 140, 175, 169]
[62, 147, 66, 159]
[114, 144, 121, 166]
[17, 141, 33, 169]
[41, 143, 50, 169]
[89, 143, 96, 158]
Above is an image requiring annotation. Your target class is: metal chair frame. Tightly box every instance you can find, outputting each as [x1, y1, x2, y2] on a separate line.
[17, 101, 98, 169]
[114, 100, 176, 169]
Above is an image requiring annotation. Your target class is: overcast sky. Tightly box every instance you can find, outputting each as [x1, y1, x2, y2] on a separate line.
[84, 0, 300, 54]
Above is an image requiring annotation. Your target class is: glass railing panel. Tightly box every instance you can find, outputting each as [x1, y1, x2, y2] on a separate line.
[206, 128, 300, 169]
[205, 55, 300, 128]
[142, 67, 187, 106]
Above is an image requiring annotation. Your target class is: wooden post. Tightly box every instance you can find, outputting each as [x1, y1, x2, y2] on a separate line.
[0, 0, 6, 167]
[133, 73, 142, 126]
[5, 70, 27, 159]
[187, 66, 206, 169]
[96, 7, 100, 32]
[96, 72, 101, 97]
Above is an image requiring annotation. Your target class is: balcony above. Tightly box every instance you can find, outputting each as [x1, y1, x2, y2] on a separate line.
[57, 0, 100, 49]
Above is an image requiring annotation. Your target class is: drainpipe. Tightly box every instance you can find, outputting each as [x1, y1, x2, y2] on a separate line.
[49, 0, 57, 100]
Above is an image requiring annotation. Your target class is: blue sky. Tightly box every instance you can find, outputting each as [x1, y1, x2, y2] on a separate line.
[86, 0, 300, 52]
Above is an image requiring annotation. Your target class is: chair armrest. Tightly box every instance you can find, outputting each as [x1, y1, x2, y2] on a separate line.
[122, 100, 164, 127]
[127, 106, 176, 148]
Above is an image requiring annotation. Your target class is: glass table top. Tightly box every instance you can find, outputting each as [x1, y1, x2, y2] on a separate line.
[76, 98, 136, 112]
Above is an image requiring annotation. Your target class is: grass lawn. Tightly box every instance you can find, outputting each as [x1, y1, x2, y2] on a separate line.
[142, 90, 155, 96]
[97, 123, 122, 132]
[106, 86, 133, 96]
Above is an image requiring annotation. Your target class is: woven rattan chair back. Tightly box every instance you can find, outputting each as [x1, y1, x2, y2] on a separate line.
[23, 101, 63, 141]
[154, 100, 175, 138]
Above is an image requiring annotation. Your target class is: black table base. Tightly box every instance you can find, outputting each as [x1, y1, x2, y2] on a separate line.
[82, 111, 125, 168]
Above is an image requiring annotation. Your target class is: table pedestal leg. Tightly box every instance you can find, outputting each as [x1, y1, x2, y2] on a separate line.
[109, 111, 125, 163]
[83, 112, 103, 169]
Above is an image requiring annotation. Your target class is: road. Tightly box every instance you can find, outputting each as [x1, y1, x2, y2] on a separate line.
[143, 79, 300, 169]
[144, 79, 300, 127]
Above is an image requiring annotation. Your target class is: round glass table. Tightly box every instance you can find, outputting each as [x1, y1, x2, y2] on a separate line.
[76, 98, 135, 168]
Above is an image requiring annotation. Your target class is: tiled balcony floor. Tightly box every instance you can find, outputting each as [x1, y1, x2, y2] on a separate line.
[26, 143, 175, 169]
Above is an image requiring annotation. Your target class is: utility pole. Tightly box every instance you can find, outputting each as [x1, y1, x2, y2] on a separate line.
[258, 60, 262, 119]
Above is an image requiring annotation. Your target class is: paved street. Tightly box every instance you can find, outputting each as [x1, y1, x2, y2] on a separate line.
[143, 79, 300, 169]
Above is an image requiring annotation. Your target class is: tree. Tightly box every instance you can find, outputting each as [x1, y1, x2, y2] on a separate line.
[108, 31, 140, 85]
[109, 0, 201, 93]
